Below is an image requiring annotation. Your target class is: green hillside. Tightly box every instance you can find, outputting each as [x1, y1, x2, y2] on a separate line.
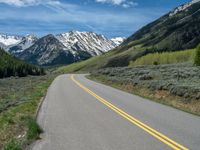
[0, 48, 45, 78]
[58, 1, 200, 73]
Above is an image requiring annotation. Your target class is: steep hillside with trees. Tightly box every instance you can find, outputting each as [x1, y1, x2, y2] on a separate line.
[0, 48, 45, 78]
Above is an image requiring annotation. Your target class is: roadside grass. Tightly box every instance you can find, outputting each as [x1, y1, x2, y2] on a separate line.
[0, 74, 56, 149]
[129, 49, 195, 67]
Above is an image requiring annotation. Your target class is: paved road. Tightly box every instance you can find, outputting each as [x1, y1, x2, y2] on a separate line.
[31, 74, 200, 150]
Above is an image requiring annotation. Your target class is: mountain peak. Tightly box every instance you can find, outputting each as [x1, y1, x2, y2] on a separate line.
[44, 34, 55, 38]
[21, 34, 37, 42]
[56, 31, 118, 56]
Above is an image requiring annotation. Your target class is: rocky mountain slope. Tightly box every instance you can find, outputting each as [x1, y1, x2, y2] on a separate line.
[59, 0, 200, 71]
[9, 35, 38, 54]
[56, 31, 117, 56]
[11, 31, 123, 66]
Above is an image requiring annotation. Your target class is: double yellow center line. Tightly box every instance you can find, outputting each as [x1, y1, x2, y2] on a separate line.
[71, 75, 189, 150]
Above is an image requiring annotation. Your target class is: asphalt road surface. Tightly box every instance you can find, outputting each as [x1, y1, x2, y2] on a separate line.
[31, 74, 200, 150]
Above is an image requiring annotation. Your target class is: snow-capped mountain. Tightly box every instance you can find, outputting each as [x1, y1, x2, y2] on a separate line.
[169, 0, 200, 16]
[9, 35, 38, 54]
[4, 31, 124, 66]
[0, 34, 22, 47]
[111, 37, 125, 46]
[56, 31, 117, 56]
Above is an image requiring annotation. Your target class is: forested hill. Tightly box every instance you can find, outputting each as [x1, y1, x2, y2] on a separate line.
[0, 48, 45, 78]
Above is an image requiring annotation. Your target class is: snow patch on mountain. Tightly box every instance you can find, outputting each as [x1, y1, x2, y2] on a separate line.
[0, 34, 22, 46]
[169, 0, 200, 16]
[111, 37, 125, 46]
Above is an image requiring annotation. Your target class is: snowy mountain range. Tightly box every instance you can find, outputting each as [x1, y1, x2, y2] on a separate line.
[0, 31, 125, 66]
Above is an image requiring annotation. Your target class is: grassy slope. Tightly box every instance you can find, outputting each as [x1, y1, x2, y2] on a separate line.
[56, 50, 118, 73]
[0, 75, 56, 149]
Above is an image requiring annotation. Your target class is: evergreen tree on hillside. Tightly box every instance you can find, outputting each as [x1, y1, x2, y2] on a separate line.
[0, 48, 45, 78]
[194, 44, 200, 66]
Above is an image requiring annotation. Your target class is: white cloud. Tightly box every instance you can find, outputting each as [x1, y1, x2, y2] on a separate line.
[122, 1, 138, 8]
[0, 0, 60, 7]
[95, 0, 137, 8]
[96, 0, 126, 5]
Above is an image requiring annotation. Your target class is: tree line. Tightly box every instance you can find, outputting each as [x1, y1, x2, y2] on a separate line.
[0, 48, 45, 78]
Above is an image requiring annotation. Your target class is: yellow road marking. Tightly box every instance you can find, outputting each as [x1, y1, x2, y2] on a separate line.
[71, 75, 189, 150]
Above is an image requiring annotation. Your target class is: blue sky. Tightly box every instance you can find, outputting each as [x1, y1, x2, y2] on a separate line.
[0, 0, 190, 38]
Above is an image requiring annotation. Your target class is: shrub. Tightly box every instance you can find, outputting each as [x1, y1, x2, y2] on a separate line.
[153, 61, 158, 65]
[194, 44, 200, 66]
